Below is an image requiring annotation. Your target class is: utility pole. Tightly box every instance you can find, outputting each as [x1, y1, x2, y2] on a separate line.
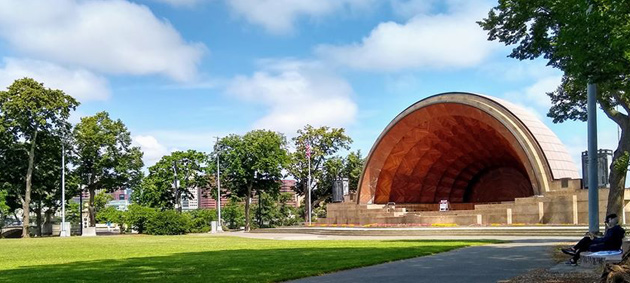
[60, 139, 68, 237]
[215, 137, 222, 232]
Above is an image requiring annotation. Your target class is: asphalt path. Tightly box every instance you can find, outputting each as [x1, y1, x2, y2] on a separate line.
[287, 239, 570, 283]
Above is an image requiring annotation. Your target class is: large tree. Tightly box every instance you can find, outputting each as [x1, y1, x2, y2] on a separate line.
[479, 0, 630, 216]
[134, 150, 209, 212]
[71, 111, 143, 226]
[287, 125, 352, 217]
[0, 78, 78, 237]
[215, 130, 288, 231]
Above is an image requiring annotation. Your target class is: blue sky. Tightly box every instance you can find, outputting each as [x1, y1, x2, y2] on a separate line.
[0, 0, 625, 184]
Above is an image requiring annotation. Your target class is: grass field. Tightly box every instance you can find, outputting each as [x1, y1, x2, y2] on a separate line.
[0, 235, 496, 282]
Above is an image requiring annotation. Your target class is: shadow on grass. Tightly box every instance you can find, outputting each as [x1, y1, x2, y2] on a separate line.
[0, 244, 474, 283]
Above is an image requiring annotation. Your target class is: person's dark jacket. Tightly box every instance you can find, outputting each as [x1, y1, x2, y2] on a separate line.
[591, 225, 625, 250]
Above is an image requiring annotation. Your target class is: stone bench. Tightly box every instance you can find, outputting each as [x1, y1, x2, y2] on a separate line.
[579, 239, 629, 266]
[580, 251, 623, 266]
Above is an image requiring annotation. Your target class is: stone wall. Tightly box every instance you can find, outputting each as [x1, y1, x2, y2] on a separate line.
[320, 188, 630, 226]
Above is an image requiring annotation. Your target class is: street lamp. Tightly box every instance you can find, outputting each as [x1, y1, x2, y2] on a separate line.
[215, 137, 222, 232]
[60, 135, 69, 237]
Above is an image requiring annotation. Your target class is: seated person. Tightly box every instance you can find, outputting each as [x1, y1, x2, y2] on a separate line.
[562, 213, 625, 265]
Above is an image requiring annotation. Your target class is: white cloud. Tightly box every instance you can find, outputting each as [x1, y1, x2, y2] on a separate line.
[226, 60, 358, 134]
[316, 0, 498, 71]
[523, 76, 562, 108]
[0, 0, 205, 82]
[133, 135, 170, 167]
[0, 57, 110, 101]
[225, 0, 374, 34]
[503, 75, 562, 116]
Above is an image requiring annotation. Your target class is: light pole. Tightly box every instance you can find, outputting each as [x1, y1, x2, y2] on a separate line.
[215, 136, 222, 232]
[586, 3, 599, 234]
[60, 135, 69, 237]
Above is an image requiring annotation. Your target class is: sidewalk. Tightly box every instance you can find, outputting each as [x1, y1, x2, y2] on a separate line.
[287, 239, 570, 283]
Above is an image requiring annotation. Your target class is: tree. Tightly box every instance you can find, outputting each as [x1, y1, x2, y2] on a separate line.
[71, 111, 143, 226]
[479, 0, 630, 216]
[0, 78, 78, 237]
[94, 191, 113, 213]
[288, 125, 352, 217]
[134, 150, 208, 212]
[343, 150, 364, 193]
[215, 130, 288, 231]
[0, 189, 8, 229]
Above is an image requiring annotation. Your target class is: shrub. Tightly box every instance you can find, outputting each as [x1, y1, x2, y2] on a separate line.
[146, 210, 190, 235]
[222, 197, 245, 229]
[96, 206, 124, 224]
[186, 209, 217, 233]
[126, 205, 156, 234]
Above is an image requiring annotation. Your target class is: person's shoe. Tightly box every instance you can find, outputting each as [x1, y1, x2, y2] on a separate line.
[561, 248, 577, 256]
[565, 258, 578, 266]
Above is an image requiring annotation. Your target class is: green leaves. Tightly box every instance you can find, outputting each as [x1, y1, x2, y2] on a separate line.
[215, 130, 289, 197]
[135, 150, 209, 210]
[72, 111, 144, 191]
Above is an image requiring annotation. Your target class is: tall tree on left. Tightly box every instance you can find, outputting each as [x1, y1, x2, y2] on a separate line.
[0, 78, 78, 238]
[71, 112, 143, 227]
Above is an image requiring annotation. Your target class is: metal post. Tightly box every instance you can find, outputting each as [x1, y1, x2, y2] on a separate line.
[61, 141, 67, 237]
[173, 161, 180, 212]
[588, 82, 599, 233]
[308, 151, 312, 225]
[79, 189, 83, 236]
[216, 137, 222, 232]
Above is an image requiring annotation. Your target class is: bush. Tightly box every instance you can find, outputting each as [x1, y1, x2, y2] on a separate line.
[185, 209, 217, 233]
[222, 197, 245, 229]
[126, 205, 156, 234]
[96, 206, 124, 224]
[146, 210, 190, 235]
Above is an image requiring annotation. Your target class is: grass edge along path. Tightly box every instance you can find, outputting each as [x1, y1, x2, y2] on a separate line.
[0, 235, 500, 282]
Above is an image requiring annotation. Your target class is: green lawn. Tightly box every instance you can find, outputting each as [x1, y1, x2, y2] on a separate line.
[0, 234, 496, 282]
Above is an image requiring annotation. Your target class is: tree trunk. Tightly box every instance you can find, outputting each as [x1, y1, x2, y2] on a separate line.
[22, 130, 38, 238]
[245, 183, 252, 232]
[606, 126, 630, 217]
[88, 187, 96, 227]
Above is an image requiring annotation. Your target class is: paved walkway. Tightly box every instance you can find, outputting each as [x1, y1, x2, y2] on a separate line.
[288, 238, 572, 283]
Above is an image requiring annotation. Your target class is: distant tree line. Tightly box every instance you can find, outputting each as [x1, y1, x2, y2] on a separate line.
[0, 77, 364, 237]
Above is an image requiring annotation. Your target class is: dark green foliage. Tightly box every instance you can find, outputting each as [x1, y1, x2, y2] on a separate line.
[213, 130, 289, 231]
[71, 111, 144, 226]
[254, 192, 301, 227]
[185, 208, 217, 233]
[222, 197, 245, 229]
[0, 77, 79, 237]
[145, 210, 190, 235]
[287, 125, 355, 217]
[96, 206, 125, 232]
[134, 150, 209, 211]
[126, 205, 156, 234]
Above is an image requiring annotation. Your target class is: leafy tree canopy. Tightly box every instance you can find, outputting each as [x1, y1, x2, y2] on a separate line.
[71, 111, 143, 226]
[0, 77, 78, 237]
[215, 129, 289, 231]
[135, 150, 209, 211]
